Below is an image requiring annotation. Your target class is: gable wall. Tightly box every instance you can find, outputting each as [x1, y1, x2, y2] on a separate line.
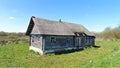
[30, 34, 43, 50]
[31, 24, 40, 34]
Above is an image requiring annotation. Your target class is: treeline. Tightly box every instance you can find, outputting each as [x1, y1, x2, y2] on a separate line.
[0, 25, 120, 45]
[95, 26, 120, 41]
[0, 31, 28, 45]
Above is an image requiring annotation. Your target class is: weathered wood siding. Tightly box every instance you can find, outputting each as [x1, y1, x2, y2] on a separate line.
[44, 36, 74, 50]
[31, 22, 40, 34]
[30, 34, 43, 50]
[29, 34, 95, 54]
[85, 36, 95, 46]
[75, 36, 95, 48]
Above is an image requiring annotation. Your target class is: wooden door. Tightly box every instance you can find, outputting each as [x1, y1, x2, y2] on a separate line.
[76, 37, 82, 48]
[78, 37, 81, 46]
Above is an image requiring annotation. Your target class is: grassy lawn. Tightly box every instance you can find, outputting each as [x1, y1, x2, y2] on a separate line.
[0, 41, 120, 68]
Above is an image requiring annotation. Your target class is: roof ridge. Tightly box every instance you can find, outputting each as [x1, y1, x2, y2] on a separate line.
[33, 16, 60, 23]
[26, 16, 95, 36]
[33, 16, 83, 26]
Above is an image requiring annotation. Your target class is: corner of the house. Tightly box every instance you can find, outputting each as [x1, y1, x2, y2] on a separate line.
[29, 46, 44, 55]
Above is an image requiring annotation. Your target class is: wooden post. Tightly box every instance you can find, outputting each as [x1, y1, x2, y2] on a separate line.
[42, 36, 45, 54]
[73, 36, 76, 47]
[29, 35, 31, 46]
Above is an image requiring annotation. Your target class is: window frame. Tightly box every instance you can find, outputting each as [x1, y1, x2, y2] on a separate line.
[32, 36, 34, 42]
[50, 36, 56, 43]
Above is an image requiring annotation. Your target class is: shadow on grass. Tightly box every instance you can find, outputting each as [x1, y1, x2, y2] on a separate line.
[46, 45, 101, 55]
[54, 45, 101, 55]
[93, 45, 101, 48]
[54, 48, 84, 55]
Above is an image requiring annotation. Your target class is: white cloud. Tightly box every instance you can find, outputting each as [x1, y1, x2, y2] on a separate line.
[8, 16, 15, 20]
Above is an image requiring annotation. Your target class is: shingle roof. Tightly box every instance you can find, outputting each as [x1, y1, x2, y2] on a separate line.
[26, 16, 94, 36]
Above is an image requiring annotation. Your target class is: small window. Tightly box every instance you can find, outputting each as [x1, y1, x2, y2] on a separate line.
[38, 36, 40, 41]
[32, 36, 34, 42]
[51, 36, 56, 43]
[67, 38, 70, 43]
[67, 39, 70, 43]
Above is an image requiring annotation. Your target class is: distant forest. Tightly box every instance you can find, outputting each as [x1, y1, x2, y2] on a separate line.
[0, 32, 28, 45]
[0, 25, 120, 45]
[95, 25, 120, 41]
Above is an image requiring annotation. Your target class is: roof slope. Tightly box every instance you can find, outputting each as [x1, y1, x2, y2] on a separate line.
[26, 16, 94, 36]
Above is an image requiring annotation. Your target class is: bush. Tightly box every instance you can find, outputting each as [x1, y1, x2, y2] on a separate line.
[95, 26, 120, 41]
[0, 31, 28, 45]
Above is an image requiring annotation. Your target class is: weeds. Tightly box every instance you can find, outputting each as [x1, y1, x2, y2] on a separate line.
[0, 41, 120, 68]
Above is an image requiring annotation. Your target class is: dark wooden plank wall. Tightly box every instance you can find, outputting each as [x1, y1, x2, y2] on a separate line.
[84, 36, 94, 46]
[30, 34, 95, 52]
[44, 36, 74, 50]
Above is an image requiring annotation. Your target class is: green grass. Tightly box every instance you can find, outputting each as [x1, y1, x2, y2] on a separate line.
[0, 41, 120, 68]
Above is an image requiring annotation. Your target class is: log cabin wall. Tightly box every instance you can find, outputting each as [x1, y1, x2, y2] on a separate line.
[30, 34, 43, 50]
[44, 35, 74, 50]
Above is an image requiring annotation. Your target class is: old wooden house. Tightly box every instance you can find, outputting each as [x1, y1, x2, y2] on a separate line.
[26, 16, 95, 55]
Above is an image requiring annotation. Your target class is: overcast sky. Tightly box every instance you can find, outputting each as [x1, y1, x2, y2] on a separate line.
[0, 0, 120, 32]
